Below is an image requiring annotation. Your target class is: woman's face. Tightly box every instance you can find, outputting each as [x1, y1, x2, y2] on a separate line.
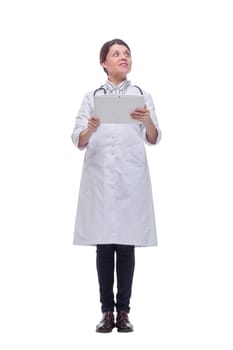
[101, 44, 132, 81]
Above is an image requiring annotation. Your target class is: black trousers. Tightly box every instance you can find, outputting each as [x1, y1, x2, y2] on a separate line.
[96, 244, 135, 313]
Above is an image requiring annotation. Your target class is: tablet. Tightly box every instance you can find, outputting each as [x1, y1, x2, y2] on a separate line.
[94, 94, 145, 124]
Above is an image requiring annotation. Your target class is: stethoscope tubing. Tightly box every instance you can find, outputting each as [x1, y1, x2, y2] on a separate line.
[93, 85, 143, 96]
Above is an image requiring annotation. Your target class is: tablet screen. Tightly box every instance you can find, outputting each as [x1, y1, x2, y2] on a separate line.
[94, 95, 144, 124]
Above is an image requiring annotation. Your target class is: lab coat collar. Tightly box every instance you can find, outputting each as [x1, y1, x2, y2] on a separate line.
[105, 79, 131, 94]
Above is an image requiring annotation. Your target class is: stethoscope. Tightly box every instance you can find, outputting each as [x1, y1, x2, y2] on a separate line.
[93, 85, 143, 96]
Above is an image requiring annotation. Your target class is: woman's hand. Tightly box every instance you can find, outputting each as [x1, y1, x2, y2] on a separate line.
[130, 105, 158, 144]
[130, 105, 152, 127]
[88, 116, 100, 133]
[78, 116, 100, 148]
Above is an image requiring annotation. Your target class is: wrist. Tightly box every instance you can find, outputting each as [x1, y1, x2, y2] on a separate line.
[87, 127, 94, 135]
[144, 118, 153, 129]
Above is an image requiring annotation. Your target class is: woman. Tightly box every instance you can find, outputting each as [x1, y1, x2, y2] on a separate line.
[71, 39, 161, 333]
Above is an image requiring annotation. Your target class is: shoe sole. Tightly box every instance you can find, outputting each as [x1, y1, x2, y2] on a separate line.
[96, 328, 115, 333]
[117, 328, 134, 333]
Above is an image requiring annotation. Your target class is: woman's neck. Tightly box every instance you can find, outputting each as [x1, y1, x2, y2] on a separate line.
[107, 75, 127, 86]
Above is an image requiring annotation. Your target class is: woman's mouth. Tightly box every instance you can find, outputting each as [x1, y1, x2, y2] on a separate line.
[120, 62, 128, 67]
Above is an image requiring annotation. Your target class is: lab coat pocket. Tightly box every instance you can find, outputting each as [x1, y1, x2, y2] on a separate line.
[124, 142, 147, 168]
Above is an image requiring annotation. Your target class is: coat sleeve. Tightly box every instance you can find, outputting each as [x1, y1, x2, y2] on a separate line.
[71, 92, 92, 150]
[141, 92, 162, 145]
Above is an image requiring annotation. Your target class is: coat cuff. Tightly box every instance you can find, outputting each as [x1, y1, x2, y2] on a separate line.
[71, 128, 87, 150]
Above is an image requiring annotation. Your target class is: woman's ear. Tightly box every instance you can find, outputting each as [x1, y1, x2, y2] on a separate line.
[101, 62, 107, 69]
[101, 62, 108, 74]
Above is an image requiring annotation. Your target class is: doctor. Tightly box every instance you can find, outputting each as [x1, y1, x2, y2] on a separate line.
[71, 38, 161, 333]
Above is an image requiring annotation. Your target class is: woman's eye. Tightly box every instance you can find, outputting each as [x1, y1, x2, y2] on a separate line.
[112, 51, 130, 57]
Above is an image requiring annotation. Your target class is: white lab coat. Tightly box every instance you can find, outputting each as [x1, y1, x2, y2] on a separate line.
[71, 80, 161, 246]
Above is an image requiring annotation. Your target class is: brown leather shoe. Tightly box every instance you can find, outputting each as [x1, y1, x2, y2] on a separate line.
[96, 312, 115, 333]
[116, 311, 134, 332]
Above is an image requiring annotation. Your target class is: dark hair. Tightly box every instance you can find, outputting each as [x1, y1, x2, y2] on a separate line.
[99, 38, 131, 75]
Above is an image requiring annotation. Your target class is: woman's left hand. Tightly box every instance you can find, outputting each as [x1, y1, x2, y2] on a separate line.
[130, 105, 152, 127]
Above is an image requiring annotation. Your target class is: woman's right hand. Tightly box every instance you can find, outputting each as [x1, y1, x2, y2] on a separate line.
[88, 116, 100, 133]
[78, 116, 100, 148]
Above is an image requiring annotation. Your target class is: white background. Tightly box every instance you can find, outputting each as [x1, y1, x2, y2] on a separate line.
[0, 0, 233, 349]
